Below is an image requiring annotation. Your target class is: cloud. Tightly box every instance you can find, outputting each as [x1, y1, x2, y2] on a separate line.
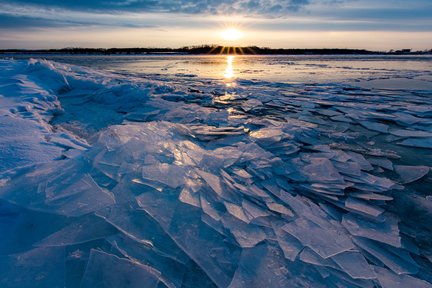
[0, 0, 431, 32]
[0, 0, 316, 30]
[0, 14, 104, 29]
[0, 0, 313, 15]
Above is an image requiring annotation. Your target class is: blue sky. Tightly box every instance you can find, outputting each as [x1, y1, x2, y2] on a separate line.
[0, 0, 431, 49]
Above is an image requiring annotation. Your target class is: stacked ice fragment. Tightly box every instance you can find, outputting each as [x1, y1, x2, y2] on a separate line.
[0, 59, 432, 287]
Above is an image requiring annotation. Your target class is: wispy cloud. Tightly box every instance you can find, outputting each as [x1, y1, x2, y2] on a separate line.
[0, 0, 431, 49]
[1, 0, 431, 23]
[0, 0, 314, 15]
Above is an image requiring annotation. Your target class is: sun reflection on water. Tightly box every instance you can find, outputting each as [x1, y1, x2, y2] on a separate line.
[223, 55, 237, 89]
[224, 55, 234, 79]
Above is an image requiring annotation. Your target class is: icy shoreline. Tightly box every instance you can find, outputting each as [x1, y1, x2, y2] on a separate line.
[0, 58, 431, 287]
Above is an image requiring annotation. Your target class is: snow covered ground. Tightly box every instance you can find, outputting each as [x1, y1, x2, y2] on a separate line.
[0, 57, 431, 287]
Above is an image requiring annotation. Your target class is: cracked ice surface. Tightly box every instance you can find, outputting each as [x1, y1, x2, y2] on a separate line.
[0, 58, 432, 287]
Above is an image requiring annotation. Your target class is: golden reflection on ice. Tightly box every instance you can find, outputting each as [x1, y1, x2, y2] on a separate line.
[223, 55, 237, 90]
[224, 55, 235, 80]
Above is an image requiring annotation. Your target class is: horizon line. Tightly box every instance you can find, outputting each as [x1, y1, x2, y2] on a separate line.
[1, 45, 430, 54]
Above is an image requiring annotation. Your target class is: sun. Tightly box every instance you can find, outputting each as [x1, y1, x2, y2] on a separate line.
[221, 28, 242, 41]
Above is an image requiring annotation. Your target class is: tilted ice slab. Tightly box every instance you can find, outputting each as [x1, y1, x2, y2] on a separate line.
[0, 58, 432, 288]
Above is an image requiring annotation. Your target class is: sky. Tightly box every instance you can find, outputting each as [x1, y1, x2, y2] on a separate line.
[0, 0, 431, 50]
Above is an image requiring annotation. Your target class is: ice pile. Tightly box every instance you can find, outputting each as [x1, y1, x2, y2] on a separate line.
[0, 58, 432, 287]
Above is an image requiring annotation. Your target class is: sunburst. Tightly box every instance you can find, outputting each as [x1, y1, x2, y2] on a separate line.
[221, 28, 242, 41]
[208, 21, 256, 55]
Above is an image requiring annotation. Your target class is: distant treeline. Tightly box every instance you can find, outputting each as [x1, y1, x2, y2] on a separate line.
[1, 45, 431, 55]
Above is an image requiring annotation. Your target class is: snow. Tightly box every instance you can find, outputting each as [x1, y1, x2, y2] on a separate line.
[0, 57, 431, 287]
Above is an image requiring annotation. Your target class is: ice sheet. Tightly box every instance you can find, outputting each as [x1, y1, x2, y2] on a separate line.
[0, 58, 431, 288]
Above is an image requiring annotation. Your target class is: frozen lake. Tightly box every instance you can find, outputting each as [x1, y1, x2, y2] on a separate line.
[0, 55, 431, 287]
[8, 54, 432, 88]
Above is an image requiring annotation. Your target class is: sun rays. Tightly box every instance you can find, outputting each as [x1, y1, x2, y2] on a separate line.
[208, 45, 256, 55]
[209, 22, 256, 55]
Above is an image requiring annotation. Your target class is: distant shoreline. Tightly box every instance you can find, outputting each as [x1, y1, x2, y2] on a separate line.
[1, 46, 431, 55]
